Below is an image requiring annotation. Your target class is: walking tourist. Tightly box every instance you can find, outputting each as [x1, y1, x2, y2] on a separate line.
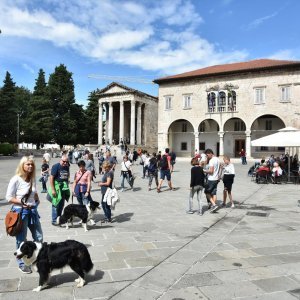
[157, 148, 174, 192]
[221, 155, 235, 208]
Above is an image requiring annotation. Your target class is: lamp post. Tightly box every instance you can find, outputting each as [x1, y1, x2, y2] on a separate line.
[17, 113, 20, 155]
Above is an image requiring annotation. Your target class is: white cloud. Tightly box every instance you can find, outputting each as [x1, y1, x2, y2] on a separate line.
[268, 49, 298, 61]
[22, 63, 35, 74]
[0, 0, 248, 74]
[246, 12, 278, 30]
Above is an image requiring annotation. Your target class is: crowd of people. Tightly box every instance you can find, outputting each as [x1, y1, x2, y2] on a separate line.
[6, 145, 241, 275]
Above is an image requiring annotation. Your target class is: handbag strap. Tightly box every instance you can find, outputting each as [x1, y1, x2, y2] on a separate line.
[20, 181, 33, 205]
[74, 170, 86, 186]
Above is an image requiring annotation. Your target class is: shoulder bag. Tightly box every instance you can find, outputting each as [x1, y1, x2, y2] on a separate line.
[5, 181, 32, 236]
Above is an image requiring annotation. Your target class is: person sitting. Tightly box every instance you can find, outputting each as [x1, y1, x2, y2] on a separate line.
[272, 161, 283, 184]
[255, 163, 270, 183]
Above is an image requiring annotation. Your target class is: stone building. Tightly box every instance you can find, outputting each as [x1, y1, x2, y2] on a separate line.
[153, 59, 300, 158]
[97, 82, 158, 148]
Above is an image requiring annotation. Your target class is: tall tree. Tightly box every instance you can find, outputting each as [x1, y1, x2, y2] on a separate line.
[0, 72, 17, 143]
[23, 69, 53, 148]
[47, 64, 77, 148]
[85, 90, 100, 144]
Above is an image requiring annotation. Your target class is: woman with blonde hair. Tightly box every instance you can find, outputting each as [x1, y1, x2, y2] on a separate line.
[221, 155, 235, 208]
[6, 156, 43, 274]
[98, 161, 114, 222]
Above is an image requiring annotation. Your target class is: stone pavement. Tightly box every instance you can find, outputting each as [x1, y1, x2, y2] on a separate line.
[0, 157, 300, 300]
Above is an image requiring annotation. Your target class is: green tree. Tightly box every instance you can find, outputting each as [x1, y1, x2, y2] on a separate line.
[85, 90, 100, 144]
[15, 86, 32, 144]
[23, 69, 53, 148]
[0, 72, 17, 143]
[47, 64, 77, 148]
[72, 104, 89, 146]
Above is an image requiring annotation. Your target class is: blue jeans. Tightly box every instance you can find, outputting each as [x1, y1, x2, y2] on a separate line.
[101, 194, 111, 220]
[76, 192, 92, 205]
[52, 199, 65, 224]
[120, 173, 131, 189]
[14, 207, 43, 267]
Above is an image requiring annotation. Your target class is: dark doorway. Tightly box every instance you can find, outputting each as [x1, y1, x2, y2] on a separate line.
[235, 139, 245, 157]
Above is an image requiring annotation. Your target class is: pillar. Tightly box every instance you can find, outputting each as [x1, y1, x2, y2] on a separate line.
[108, 102, 113, 144]
[104, 103, 109, 142]
[98, 102, 103, 145]
[130, 101, 136, 145]
[218, 131, 224, 157]
[119, 101, 124, 143]
[194, 131, 199, 152]
[137, 102, 142, 145]
[246, 130, 251, 158]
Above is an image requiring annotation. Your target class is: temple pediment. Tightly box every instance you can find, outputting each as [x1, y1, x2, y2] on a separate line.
[103, 85, 129, 94]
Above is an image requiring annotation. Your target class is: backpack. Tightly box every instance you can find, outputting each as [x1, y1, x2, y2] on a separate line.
[159, 155, 168, 170]
[148, 159, 157, 173]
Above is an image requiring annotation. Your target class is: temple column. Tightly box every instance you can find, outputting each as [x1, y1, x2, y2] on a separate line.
[137, 102, 142, 145]
[119, 101, 124, 143]
[108, 102, 113, 144]
[104, 103, 109, 143]
[246, 130, 251, 158]
[130, 100, 136, 145]
[98, 102, 103, 145]
[218, 131, 224, 157]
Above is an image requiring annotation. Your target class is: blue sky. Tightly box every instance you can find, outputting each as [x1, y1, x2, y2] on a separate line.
[0, 0, 299, 106]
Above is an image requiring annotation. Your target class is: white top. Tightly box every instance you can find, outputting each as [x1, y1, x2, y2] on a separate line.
[144, 156, 150, 167]
[121, 160, 132, 172]
[208, 156, 220, 181]
[6, 175, 37, 208]
[43, 152, 51, 161]
[223, 163, 235, 175]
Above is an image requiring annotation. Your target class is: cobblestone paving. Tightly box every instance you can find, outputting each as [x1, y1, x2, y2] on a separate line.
[0, 156, 299, 299]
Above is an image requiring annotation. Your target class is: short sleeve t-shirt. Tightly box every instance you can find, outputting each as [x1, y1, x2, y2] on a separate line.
[51, 163, 69, 182]
[101, 170, 114, 194]
[208, 156, 220, 181]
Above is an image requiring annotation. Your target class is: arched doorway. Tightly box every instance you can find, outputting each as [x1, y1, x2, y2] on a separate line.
[223, 117, 247, 157]
[168, 119, 194, 157]
[251, 114, 286, 158]
[198, 119, 220, 155]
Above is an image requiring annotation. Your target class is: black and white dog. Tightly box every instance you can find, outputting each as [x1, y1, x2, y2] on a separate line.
[57, 200, 100, 231]
[14, 240, 95, 292]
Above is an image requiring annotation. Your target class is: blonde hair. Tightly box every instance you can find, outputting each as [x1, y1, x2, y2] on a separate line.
[16, 156, 36, 182]
[223, 155, 231, 162]
[102, 161, 112, 171]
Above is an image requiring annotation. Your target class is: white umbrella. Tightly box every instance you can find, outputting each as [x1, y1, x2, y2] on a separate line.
[251, 127, 300, 147]
[251, 127, 300, 181]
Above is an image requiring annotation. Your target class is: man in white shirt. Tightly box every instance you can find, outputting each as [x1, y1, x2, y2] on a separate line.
[203, 149, 220, 212]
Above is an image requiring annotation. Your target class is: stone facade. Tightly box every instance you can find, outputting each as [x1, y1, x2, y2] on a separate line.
[154, 60, 300, 158]
[97, 82, 158, 148]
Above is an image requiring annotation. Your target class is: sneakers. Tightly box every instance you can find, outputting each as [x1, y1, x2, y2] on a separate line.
[41, 189, 47, 193]
[198, 210, 203, 216]
[186, 210, 194, 214]
[210, 205, 218, 213]
[148, 187, 151, 191]
[19, 265, 32, 274]
[121, 188, 124, 192]
[89, 219, 96, 226]
[221, 202, 226, 207]
[231, 203, 235, 208]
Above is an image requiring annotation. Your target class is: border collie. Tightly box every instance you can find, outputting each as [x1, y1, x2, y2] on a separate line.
[57, 200, 100, 231]
[14, 240, 95, 292]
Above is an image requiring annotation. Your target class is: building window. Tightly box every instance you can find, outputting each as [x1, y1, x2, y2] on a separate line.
[228, 91, 237, 111]
[234, 121, 246, 131]
[261, 146, 269, 151]
[183, 94, 192, 109]
[218, 91, 226, 112]
[207, 92, 216, 112]
[265, 120, 272, 130]
[254, 88, 265, 104]
[182, 122, 187, 132]
[199, 142, 205, 151]
[199, 121, 206, 132]
[280, 86, 291, 102]
[181, 142, 187, 151]
[165, 96, 172, 110]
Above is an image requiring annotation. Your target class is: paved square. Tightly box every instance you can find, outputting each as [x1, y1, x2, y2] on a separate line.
[0, 156, 300, 299]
